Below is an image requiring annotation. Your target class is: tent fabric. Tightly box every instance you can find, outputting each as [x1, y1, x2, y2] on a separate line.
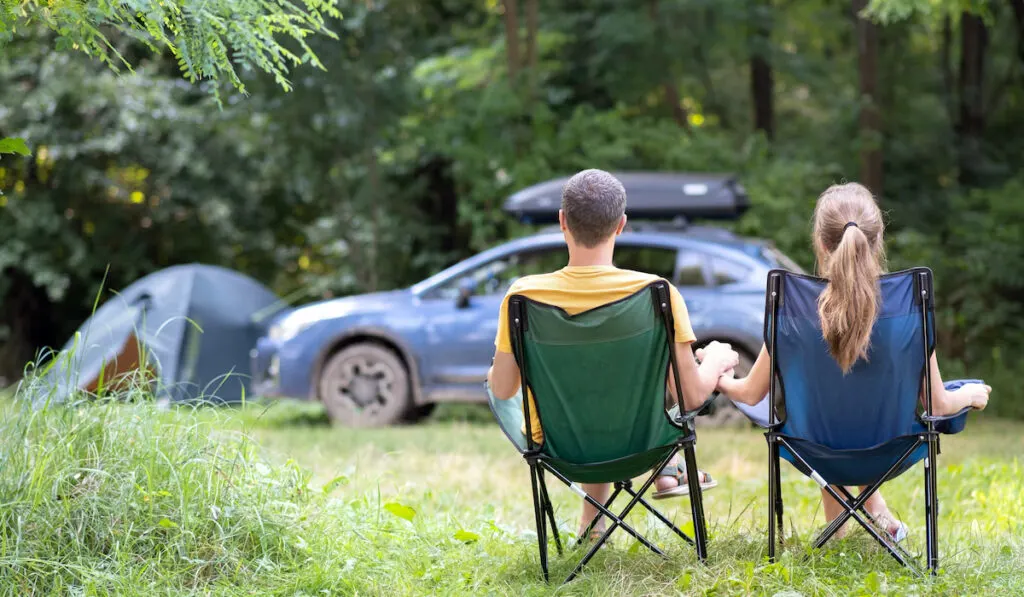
[41, 264, 281, 405]
[768, 269, 970, 486]
[508, 285, 685, 484]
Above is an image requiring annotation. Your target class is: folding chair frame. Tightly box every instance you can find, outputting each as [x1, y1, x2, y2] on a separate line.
[506, 282, 710, 584]
[763, 269, 941, 576]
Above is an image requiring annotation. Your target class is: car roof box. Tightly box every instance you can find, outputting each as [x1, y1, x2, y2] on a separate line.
[503, 172, 749, 224]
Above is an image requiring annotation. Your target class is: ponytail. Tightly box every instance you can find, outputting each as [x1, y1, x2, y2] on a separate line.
[817, 225, 881, 373]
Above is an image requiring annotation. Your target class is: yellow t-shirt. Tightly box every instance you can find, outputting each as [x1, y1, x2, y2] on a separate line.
[494, 265, 697, 444]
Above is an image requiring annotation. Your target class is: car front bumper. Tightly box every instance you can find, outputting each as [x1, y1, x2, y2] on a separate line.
[250, 336, 315, 400]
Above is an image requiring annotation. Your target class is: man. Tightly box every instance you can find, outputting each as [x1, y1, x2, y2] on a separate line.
[487, 169, 739, 539]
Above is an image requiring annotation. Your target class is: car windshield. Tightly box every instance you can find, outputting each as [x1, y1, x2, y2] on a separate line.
[760, 245, 806, 273]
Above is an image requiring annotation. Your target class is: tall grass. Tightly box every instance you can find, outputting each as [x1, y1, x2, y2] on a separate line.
[0, 391, 329, 594]
[1, 382, 1021, 595]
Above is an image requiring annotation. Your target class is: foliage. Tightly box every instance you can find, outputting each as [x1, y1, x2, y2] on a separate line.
[2, 0, 1024, 415]
[0, 0, 340, 94]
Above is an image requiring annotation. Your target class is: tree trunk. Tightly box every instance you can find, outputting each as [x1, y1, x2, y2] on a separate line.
[941, 16, 954, 120]
[1011, 0, 1024, 68]
[503, 0, 521, 83]
[750, 0, 775, 139]
[854, 0, 883, 194]
[958, 12, 988, 186]
[524, 0, 538, 70]
[0, 270, 57, 384]
[649, 0, 691, 132]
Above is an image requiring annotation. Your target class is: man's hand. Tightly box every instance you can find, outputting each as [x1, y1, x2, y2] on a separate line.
[695, 341, 739, 377]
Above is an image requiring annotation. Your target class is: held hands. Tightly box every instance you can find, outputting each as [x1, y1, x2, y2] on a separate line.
[695, 341, 740, 378]
[955, 383, 992, 410]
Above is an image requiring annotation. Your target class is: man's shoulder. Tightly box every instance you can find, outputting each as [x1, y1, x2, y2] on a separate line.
[505, 271, 564, 295]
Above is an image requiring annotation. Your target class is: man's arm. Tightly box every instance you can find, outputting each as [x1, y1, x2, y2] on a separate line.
[667, 341, 738, 411]
[487, 350, 521, 400]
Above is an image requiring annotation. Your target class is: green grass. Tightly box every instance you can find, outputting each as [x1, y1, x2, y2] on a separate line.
[1, 395, 1022, 596]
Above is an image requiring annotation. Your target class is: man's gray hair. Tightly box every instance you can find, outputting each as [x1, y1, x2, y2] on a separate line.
[560, 169, 627, 247]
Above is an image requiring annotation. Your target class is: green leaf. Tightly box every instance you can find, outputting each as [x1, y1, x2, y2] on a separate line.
[0, 137, 30, 156]
[157, 517, 178, 529]
[323, 475, 349, 495]
[383, 501, 416, 521]
[453, 530, 479, 543]
[681, 520, 695, 537]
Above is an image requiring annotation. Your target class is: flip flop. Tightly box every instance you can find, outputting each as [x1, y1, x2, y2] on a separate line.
[651, 462, 718, 500]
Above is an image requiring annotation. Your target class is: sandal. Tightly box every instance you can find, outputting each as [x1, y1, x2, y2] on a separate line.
[651, 461, 718, 500]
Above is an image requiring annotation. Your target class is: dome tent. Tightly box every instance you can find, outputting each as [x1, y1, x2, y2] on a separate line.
[37, 264, 283, 405]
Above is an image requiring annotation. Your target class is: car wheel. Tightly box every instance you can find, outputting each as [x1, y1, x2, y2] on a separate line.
[696, 349, 755, 428]
[318, 343, 411, 427]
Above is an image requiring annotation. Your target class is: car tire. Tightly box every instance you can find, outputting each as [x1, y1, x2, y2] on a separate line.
[696, 349, 755, 428]
[318, 343, 412, 427]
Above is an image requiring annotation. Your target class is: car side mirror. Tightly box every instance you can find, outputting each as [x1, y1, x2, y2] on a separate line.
[455, 279, 475, 309]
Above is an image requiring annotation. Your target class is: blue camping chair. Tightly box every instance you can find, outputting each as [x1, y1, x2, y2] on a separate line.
[762, 268, 973, 575]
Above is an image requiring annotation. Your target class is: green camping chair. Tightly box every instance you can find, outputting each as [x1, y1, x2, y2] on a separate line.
[488, 281, 714, 584]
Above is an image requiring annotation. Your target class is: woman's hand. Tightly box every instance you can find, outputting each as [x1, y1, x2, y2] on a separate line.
[955, 383, 992, 410]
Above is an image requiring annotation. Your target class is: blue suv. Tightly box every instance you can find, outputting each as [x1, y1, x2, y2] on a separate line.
[251, 223, 804, 426]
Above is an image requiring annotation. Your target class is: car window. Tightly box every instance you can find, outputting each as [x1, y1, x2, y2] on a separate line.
[676, 250, 707, 287]
[428, 247, 567, 300]
[613, 246, 677, 280]
[711, 258, 753, 286]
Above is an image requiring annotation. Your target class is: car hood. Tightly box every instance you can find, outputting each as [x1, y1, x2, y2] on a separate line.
[270, 289, 412, 332]
[292, 289, 411, 320]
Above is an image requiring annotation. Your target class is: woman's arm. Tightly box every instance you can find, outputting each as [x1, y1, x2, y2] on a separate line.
[715, 345, 771, 406]
[667, 341, 739, 411]
[926, 353, 990, 415]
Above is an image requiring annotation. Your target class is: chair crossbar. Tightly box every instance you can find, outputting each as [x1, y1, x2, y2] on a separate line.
[773, 435, 931, 574]
[530, 440, 708, 584]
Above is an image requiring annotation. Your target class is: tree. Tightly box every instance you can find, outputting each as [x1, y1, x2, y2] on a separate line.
[749, 0, 774, 139]
[855, 0, 883, 194]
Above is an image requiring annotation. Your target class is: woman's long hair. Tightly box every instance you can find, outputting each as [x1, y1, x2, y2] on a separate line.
[812, 183, 886, 373]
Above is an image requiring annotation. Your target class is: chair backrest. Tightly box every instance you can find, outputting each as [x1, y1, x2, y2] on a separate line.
[509, 282, 681, 465]
[766, 268, 935, 449]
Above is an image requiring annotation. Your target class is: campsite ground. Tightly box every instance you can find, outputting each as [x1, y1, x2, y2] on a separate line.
[1, 395, 1021, 596]
[220, 401, 1024, 595]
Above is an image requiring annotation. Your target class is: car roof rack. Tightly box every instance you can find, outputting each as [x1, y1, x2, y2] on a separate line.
[503, 172, 749, 225]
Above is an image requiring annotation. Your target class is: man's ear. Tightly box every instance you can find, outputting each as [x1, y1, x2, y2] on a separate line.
[558, 209, 567, 232]
[615, 214, 627, 235]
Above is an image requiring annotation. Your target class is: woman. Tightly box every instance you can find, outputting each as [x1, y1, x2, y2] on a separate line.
[715, 182, 991, 540]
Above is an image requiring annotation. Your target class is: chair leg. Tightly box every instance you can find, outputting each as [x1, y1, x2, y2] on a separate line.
[537, 469, 563, 556]
[578, 484, 623, 543]
[925, 436, 940, 575]
[767, 435, 779, 562]
[682, 443, 708, 562]
[623, 484, 695, 546]
[774, 444, 784, 544]
[563, 452, 676, 584]
[529, 465, 549, 581]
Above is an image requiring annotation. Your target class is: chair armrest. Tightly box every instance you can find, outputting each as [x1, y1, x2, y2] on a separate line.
[920, 406, 975, 436]
[920, 406, 974, 423]
[670, 394, 718, 427]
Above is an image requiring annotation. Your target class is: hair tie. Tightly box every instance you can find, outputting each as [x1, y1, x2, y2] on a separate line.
[844, 221, 858, 231]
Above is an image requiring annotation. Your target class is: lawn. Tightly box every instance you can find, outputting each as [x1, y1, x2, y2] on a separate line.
[1, 396, 1021, 596]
